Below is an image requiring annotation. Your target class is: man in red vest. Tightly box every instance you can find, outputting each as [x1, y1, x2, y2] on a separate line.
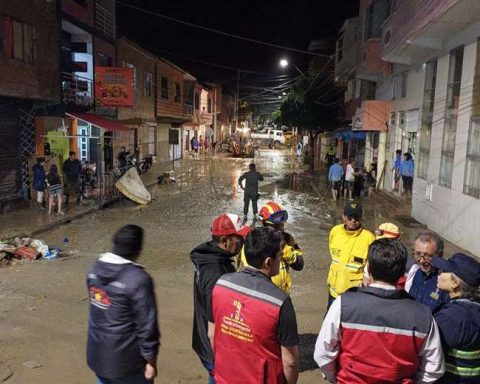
[208, 227, 299, 384]
[314, 238, 446, 383]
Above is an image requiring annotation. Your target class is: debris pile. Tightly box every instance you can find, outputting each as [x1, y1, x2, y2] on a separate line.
[0, 237, 61, 266]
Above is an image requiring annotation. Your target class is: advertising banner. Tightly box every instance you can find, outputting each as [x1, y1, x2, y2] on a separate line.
[95, 67, 134, 107]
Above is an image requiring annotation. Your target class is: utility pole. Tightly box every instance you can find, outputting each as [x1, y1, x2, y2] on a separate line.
[234, 69, 240, 131]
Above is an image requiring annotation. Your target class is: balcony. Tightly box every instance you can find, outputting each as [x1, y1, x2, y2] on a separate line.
[62, 72, 93, 108]
[335, 17, 358, 82]
[184, 103, 193, 118]
[95, 3, 115, 41]
[199, 111, 213, 125]
[382, 0, 480, 64]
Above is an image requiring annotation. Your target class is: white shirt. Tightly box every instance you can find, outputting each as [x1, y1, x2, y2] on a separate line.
[345, 164, 355, 182]
[313, 284, 445, 383]
[405, 263, 420, 292]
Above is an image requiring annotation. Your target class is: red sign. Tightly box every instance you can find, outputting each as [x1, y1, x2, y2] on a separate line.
[95, 67, 134, 107]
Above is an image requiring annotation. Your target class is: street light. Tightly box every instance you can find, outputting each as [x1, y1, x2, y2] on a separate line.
[279, 58, 304, 75]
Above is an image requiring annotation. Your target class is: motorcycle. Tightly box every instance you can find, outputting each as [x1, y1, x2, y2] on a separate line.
[80, 160, 97, 195]
[139, 154, 153, 174]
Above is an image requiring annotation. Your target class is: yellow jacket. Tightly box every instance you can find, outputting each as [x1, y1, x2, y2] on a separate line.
[327, 224, 375, 298]
[239, 242, 303, 295]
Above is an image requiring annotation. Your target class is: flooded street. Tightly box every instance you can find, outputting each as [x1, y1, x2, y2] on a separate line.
[0, 150, 464, 384]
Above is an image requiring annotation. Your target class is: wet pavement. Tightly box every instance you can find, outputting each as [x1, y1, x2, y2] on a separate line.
[0, 149, 469, 384]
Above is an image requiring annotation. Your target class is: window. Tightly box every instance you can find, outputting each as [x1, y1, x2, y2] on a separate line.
[418, 60, 437, 179]
[9, 19, 35, 64]
[440, 46, 464, 188]
[143, 71, 153, 97]
[97, 52, 112, 67]
[389, 112, 396, 128]
[174, 82, 181, 103]
[464, 118, 480, 198]
[207, 98, 212, 113]
[392, 72, 407, 100]
[161, 76, 169, 100]
[401, 72, 407, 98]
[72, 0, 89, 7]
[194, 92, 200, 110]
[124, 62, 136, 102]
[364, 0, 390, 40]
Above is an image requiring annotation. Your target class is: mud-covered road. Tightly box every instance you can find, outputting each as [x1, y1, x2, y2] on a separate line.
[0, 150, 465, 383]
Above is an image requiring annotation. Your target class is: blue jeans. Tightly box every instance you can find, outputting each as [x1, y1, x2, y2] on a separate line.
[201, 359, 215, 384]
[96, 371, 150, 384]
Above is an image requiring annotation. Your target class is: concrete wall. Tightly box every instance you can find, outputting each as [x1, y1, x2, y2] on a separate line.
[157, 123, 170, 163]
[412, 39, 480, 256]
[0, 0, 60, 102]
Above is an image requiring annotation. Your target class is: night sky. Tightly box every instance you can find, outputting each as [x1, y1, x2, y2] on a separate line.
[117, 0, 358, 87]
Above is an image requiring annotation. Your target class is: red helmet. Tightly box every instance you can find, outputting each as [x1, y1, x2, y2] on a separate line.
[257, 201, 288, 225]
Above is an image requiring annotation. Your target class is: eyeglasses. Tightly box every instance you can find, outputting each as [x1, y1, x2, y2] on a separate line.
[412, 250, 435, 261]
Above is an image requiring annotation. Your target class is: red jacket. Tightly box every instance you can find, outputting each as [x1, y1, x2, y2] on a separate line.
[337, 287, 432, 383]
[212, 269, 288, 384]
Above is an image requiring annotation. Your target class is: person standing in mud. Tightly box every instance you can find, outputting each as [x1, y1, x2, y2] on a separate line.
[238, 163, 264, 220]
[86, 225, 160, 384]
[190, 213, 251, 384]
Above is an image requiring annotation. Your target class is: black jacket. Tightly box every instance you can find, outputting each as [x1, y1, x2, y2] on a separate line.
[63, 158, 82, 181]
[191, 242, 236, 364]
[86, 256, 160, 378]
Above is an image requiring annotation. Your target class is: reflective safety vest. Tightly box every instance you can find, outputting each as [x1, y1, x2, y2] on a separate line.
[327, 224, 375, 298]
[338, 287, 433, 383]
[444, 348, 480, 383]
[239, 243, 301, 294]
[212, 268, 288, 384]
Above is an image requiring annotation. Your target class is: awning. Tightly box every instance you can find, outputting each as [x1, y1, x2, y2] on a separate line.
[334, 129, 366, 141]
[66, 113, 132, 131]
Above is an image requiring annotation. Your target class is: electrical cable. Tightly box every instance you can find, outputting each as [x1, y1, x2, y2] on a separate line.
[117, 1, 333, 58]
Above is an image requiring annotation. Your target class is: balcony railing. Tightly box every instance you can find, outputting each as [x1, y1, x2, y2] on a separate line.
[95, 3, 115, 40]
[200, 111, 213, 124]
[62, 72, 93, 107]
[184, 103, 193, 117]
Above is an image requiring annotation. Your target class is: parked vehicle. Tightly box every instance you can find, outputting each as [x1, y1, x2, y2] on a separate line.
[80, 160, 97, 195]
[251, 128, 285, 146]
[139, 154, 154, 174]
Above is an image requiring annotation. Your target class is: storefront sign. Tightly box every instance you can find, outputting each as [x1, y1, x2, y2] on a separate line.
[95, 67, 134, 107]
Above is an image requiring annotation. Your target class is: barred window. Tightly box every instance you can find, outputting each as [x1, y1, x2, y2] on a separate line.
[464, 118, 480, 198]
[418, 60, 437, 179]
[439, 46, 463, 188]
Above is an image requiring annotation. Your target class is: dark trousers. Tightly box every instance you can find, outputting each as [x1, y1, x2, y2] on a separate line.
[243, 193, 258, 216]
[402, 176, 413, 194]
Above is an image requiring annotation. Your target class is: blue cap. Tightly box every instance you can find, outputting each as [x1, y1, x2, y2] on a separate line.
[432, 253, 480, 287]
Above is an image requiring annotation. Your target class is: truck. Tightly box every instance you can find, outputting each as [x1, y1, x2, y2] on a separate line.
[251, 128, 285, 146]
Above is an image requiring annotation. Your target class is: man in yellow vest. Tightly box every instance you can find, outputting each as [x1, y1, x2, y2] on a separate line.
[327, 202, 375, 308]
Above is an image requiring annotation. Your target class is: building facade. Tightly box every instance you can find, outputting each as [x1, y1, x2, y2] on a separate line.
[0, 0, 60, 209]
[381, 0, 480, 255]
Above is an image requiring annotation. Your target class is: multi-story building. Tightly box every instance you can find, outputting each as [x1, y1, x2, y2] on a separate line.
[116, 37, 156, 168]
[0, 0, 60, 209]
[156, 58, 195, 161]
[381, 0, 480, 255]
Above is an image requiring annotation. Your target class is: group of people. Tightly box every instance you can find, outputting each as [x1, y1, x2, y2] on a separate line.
[84, 163, 479, 384]
[318, 201, 480, 383]
[190, 135, 215, 159]
[32, 151, 82, 215]
[327, 150, 415, 201]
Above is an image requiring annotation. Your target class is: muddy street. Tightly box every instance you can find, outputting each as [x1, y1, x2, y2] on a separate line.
[0, 150, 464, 384]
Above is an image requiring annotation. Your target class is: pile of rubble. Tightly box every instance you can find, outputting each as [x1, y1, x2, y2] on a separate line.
[0, 237, 61, 266]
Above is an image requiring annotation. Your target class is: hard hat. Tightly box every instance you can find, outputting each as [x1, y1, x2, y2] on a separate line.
[257, 201, 288, 225]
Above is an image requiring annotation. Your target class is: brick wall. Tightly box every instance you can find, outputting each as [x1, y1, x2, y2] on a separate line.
[116, 38, 156, 122]
[156, 60, 184, 119]
[0, 0, 60, 102]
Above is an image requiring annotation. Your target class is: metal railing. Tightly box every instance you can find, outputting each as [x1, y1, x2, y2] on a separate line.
[95, 3, 115, 40]
[62, 72, 93, 107]
[184, 103, 193, 117]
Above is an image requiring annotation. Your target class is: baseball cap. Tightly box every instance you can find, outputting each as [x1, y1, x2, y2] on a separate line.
[344, 202, 363, 217]
[211, 213, 252, 238]
[375, 223, 400, 240]
[432, 253, 480, 287]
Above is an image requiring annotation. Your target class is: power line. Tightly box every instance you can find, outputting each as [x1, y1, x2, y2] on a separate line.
[133, 41, 292, 77]
[117, 1, 333, 58]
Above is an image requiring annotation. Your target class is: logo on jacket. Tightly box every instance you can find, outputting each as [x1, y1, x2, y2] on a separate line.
[219, 299, 253, 343]
[89, 286, 111, 309]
